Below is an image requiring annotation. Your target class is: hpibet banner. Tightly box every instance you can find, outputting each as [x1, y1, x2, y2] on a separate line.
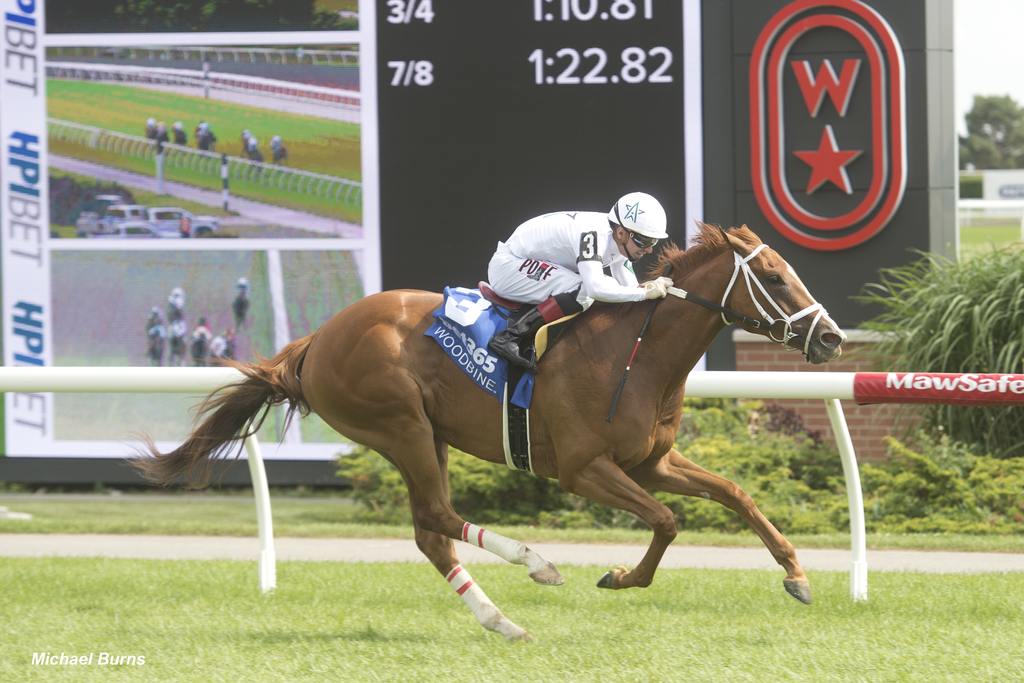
[2, 0, 53, 454]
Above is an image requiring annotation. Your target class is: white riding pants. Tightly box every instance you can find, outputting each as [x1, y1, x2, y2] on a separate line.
[487, 242, 590, 308]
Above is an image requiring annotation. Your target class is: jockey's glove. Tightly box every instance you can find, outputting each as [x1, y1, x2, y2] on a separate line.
[641, 277, 674, 299]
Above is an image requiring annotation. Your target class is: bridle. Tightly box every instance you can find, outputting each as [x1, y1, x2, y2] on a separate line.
[607, 241, 835, 421]
[665, 243, 833, 358]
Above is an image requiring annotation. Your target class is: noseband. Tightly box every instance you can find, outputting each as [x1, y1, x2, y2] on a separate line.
[666, 243, 833, 359]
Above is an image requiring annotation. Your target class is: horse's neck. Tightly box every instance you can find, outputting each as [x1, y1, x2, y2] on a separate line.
[644, 249, 735, 391]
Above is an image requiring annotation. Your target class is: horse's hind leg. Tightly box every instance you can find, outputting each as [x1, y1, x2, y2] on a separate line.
[631, 448, 812, 604]
[387, 430, 562, 587]
[389, 436, 545, 640]
[414, 524, 530, 642]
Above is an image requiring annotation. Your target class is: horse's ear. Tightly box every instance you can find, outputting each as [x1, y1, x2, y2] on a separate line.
[721, 225, 750, 255]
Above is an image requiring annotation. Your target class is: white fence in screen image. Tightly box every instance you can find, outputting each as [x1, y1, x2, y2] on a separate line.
[47, 61, 361, 109]
[48, 118, 362, 206]
[49, 45, 360, 66]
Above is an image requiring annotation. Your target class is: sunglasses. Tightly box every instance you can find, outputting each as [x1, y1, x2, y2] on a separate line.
[626, 230, 659, 249]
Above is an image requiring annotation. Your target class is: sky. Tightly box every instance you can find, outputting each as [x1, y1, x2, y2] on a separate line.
[954, 0, 1024, 135]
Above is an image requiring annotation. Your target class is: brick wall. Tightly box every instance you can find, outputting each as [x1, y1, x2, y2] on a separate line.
[732, 330, 918, 460]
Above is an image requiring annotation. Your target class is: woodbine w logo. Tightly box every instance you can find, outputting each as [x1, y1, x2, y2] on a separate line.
[749, 0, 907, 251]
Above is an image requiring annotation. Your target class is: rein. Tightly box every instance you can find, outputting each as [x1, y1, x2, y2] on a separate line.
[605, 240, 836, 421]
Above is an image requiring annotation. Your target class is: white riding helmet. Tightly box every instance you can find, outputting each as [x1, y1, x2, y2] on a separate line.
[608, 191, 668, 240]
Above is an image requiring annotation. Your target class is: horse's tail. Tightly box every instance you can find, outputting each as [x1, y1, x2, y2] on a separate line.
[133, 334, 314, 487]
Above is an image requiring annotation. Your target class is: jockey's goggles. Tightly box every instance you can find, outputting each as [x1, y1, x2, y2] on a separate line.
[627, 230, 659, 249]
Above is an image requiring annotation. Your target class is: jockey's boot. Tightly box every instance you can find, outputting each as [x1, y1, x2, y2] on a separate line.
[489, 306, 546, 373]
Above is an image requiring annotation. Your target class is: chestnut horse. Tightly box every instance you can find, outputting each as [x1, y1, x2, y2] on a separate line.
[135, 224, 845, 640]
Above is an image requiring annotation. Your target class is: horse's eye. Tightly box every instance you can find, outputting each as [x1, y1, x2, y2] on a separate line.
[767, 274, 784, 285]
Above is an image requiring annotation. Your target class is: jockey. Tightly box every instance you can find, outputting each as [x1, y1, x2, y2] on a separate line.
[165, 286, 186, 323]
[191, 317, 213, 366]
[146, 307, 165, 340]
[209, 332, 227, 359]
[487, 191, 674, 371]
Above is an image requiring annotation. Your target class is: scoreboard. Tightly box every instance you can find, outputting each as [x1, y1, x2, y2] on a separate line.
[375, 0, 698, 290]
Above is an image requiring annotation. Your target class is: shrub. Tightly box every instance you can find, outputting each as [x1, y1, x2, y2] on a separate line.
[958, 175, 982, 199]
[337, 445, 569, 526]
[49, 175, 135, 226]
[337, 398, 849, 534]
[336, 402, 1024, 537]
[861, 434, 1024, 533]
[858, 249, 1024, 457]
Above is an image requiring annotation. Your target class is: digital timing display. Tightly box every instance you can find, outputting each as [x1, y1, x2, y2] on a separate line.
[376, 0, 688, 291]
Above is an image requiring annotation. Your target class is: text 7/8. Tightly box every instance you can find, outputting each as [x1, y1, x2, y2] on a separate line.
[388, 60, 435, 86]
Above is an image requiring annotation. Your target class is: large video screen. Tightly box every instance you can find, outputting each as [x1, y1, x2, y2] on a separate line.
[1, 0, 700, 461]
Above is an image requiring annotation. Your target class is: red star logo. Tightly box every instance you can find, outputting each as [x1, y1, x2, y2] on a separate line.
[793, 125, 862, 194]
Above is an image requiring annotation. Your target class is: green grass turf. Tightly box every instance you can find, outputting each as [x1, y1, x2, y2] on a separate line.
[46, 249, 360, 445]
[47, 80, 360, 178]
[47, 79, 362, 222]
[959, 224, 1022, 259]
[1, 558, 1021, 681]
[317, 0, 358, 11]
[3, 494, 1024, 553]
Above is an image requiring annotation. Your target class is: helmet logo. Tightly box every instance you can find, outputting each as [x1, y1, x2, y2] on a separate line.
[622, 201, 644, 224]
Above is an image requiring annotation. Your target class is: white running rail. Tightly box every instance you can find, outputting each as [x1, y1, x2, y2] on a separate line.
[47, 118, 363, 204]
[0, 367, 871, 599]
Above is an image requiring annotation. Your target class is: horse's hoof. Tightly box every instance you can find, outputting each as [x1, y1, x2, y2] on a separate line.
[783, 578, 813, 604]
[496, 622, 532, 642]
[596, 565, 629, 589]
[529, 562, 564, 586]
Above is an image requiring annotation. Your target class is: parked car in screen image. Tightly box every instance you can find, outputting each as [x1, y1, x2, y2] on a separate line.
[85, 220, 181, 239]
[75, 203, 147, 236]
[146, 207, 220, 238]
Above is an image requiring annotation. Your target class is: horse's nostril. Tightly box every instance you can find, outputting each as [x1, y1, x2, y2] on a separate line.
[820, 332, 842, 348]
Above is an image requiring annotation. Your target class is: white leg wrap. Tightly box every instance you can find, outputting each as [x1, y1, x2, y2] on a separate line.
[461, 522, 548, 574]
[445, 564, 527, 640]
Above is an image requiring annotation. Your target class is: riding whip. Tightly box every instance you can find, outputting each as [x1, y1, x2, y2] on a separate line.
[606, 300, 659, 422]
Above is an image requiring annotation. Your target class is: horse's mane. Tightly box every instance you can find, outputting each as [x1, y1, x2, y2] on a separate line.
[650, 222, 761, 279]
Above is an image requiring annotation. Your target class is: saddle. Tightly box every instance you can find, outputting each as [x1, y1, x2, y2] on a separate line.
[478, 281, 523, 312]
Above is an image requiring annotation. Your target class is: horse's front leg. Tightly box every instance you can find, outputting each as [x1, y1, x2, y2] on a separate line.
[630, 448, 812, 604]
[561, 454, 677, 590]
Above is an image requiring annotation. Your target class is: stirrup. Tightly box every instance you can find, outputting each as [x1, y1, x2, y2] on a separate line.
[504, 353, 538, 372]
[489, 338, 537, 372]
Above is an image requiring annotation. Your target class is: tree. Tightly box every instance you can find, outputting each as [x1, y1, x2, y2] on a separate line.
[959, 95, 1024, 169]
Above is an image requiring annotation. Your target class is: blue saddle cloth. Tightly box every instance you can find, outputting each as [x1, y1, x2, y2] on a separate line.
[425, 287, 534, 408]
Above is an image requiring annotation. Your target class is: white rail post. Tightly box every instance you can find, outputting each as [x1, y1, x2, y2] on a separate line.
[155, 151, 165, 194]
[220, 153, 230, 211]
[824, 398, 868, 601]
[243, 435, 276, 593]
